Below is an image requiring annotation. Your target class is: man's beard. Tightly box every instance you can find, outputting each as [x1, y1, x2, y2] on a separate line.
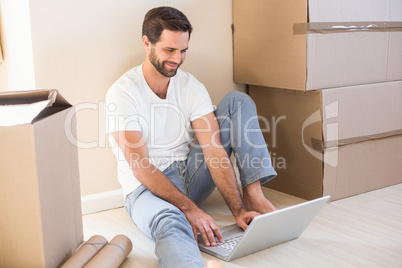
[149, 47, 182, 78]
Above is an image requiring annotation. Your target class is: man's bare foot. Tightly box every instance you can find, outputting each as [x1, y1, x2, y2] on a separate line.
[243, 180, 276, 214]
[205, 260, 222, 268]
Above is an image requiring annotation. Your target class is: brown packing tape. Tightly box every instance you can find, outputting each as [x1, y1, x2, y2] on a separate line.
[311, 138, 324, 152]
[294, 21, 402, 34]
[311, 129, 402, 151]
[61, 235, 108, 268]
[84, 235, 133, 268]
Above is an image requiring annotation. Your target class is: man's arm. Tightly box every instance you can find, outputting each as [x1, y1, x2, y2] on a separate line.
[111, 130, 223, 246]
[191, 112, 260, 230]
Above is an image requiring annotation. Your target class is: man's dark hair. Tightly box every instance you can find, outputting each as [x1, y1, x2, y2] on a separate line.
[142, 6, 193, 44]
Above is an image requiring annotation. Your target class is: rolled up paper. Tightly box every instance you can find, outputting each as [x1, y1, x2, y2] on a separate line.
[61, 235, 108, 268]
[84, 235, 133, 268]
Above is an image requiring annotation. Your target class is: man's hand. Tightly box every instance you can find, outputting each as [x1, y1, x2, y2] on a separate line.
[234, 210, 261, 231]
[184, 206, 223, 247]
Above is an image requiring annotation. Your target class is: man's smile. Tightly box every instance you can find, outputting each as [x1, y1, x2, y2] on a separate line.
[165, 61, 179, 69]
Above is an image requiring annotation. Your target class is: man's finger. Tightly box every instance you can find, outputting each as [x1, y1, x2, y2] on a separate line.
[205, 225, 217, 246]
[237, 218, 250, 231]
[238, 221, 248, 231]
[210, 223, 223, 243]
[199, 228, 211, 247]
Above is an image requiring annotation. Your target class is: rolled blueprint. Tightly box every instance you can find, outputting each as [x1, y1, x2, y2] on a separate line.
[61, 235, 108, 268]
[84, 235, 133, 268]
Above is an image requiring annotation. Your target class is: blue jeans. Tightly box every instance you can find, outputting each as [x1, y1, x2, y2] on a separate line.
[125, 92, 277, 267]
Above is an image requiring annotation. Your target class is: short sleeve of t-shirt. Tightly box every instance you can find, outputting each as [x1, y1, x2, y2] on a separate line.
[105, 86, 142, 134]
[185, 75, 214, 122]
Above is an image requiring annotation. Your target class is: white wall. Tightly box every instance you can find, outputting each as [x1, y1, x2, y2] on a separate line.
[0, 0, 35, 90]
[0, 0, 246, 197]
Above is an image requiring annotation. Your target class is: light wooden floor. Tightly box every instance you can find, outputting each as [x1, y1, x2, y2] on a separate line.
[83, 184, 402, 268]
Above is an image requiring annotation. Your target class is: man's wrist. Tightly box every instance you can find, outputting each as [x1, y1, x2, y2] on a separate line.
[178, 199, 198, 214]
[231, 206, 248, 218]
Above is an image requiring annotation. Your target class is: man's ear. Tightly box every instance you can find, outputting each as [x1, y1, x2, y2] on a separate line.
[143, 35, 152, 51]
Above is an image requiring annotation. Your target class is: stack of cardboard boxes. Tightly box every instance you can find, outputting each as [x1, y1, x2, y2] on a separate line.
[233, 0, 402, 201]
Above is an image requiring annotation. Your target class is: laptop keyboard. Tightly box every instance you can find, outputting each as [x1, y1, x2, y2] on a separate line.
[215, 235, 242, 251]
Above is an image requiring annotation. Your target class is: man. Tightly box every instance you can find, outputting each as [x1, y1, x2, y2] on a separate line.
[105, 6, 277, 268]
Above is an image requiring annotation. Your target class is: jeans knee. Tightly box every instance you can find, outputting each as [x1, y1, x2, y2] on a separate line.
[219, 91, 257, 114]
[224, 91, 249, 101]
[152, 208, 193, 240]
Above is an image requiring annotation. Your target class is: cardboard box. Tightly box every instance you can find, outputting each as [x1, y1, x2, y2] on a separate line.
[322, 136, 402, 201]
[249, 82, 402, 200]
[233, 0, 402, 91]
[0, 90, 83, 267]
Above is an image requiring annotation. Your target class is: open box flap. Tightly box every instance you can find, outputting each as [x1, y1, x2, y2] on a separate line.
[0, 89, 72, 126]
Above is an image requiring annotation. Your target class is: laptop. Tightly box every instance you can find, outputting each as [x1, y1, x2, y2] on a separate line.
[198, 195, 330, 261]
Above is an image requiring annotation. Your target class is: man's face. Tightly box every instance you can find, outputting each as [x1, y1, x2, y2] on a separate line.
[149, 30, 189, 77]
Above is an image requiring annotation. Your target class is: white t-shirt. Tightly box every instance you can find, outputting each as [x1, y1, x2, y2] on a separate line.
[105, 65, 214, 197]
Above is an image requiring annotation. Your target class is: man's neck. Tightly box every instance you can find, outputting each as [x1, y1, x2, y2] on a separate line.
[142, 61, 170, 99]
